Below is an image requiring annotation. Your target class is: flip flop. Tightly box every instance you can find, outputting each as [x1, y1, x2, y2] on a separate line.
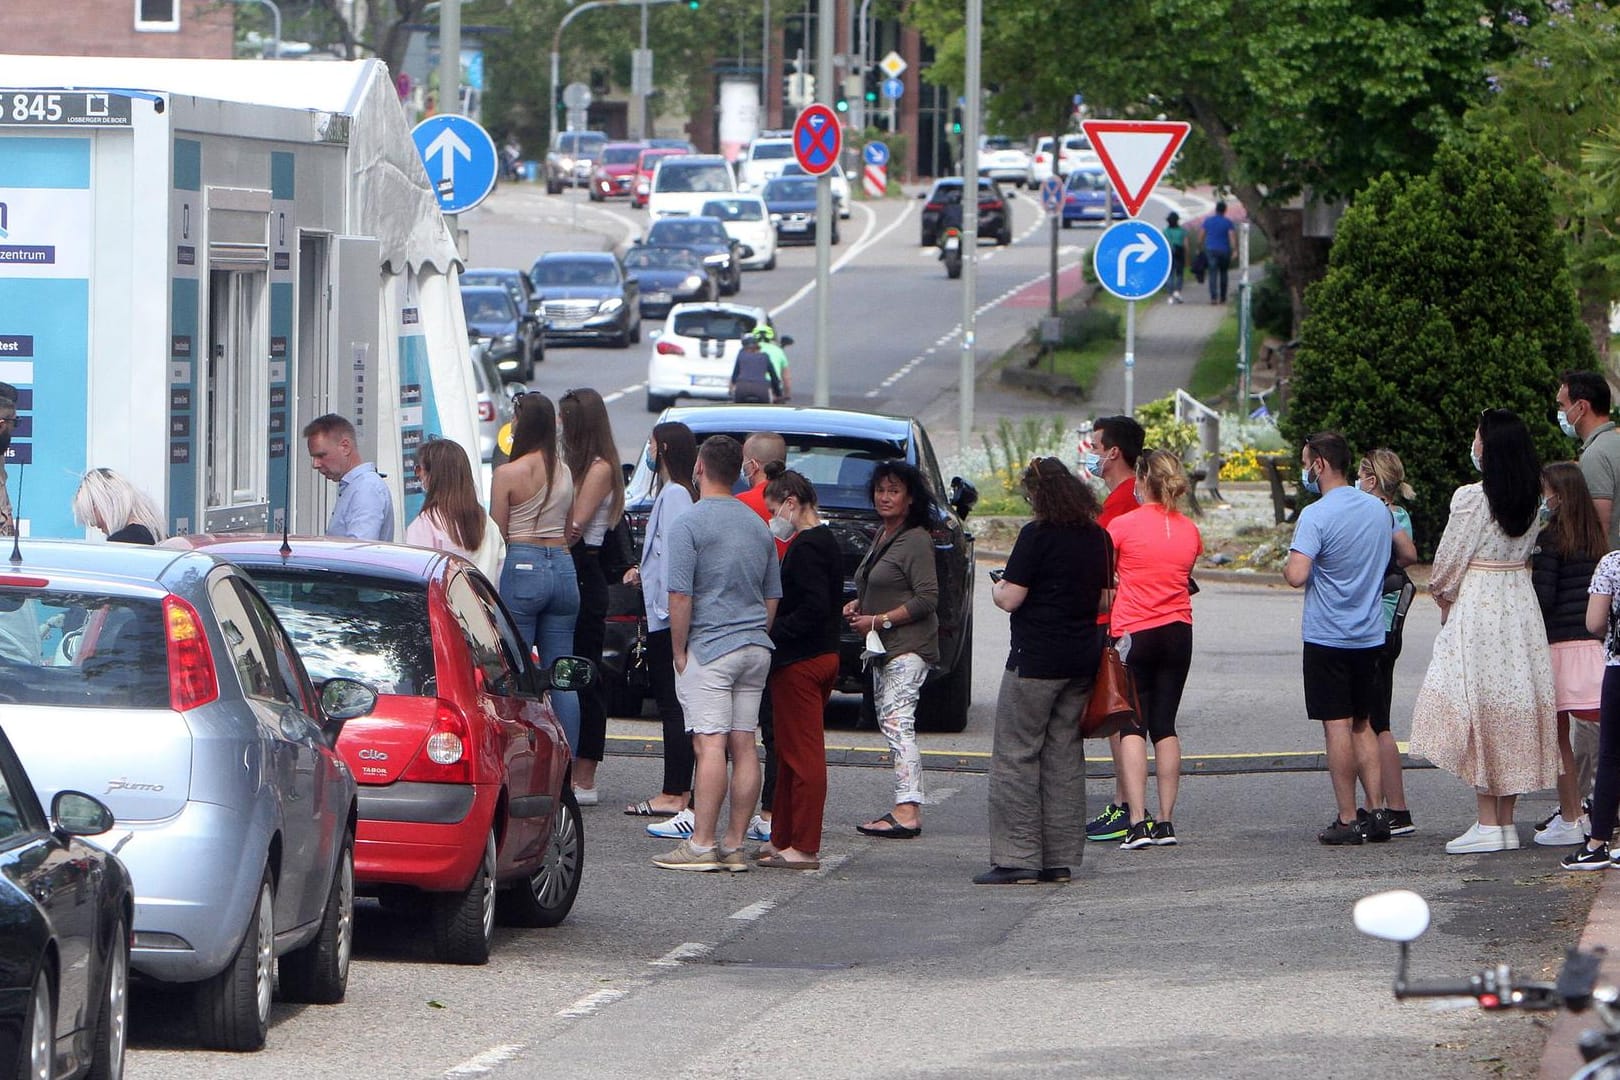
[856, 812, 921, 839]
[624, 801, 678, 818]
[757, 854, 821, 870]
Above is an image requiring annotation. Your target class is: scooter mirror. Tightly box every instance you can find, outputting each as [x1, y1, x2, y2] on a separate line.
[1353, 889, 1431, 943]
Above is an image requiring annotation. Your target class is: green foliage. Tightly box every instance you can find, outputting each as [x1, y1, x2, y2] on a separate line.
[1188, 308, 1240, 405]
[1136, 395, 1197, 459]
[1251, 272, 1294, 344]
[1282, 131, 1594, 555]
[980, 417, 1069, 495]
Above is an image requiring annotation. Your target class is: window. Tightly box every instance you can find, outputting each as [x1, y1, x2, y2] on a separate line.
[249, 570, 436, 696]
[135, 0, 179, 31]
[446, 574, 519, 694]
[671, 310, 757, 341]
[237, 581, 318, 716]
[205, 269, 268, 517]
[701, 200, 763, 223]
[750, 142, 794, 161]
[0, 756, 33, 847]
[210, 576, 291, 705]
[0, 589, 169, 708]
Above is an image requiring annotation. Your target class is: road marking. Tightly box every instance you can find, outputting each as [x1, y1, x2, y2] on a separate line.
[730, 899, 777, 921]
[556, 988, 629, 1018]
[927, 785, 962, 804]
[819, 853, 850, 873]
[444, 1044, 526, 1078]
[768, 199, 915, 320]
[601, 382, 644, 405]
[650, 941, 714, 967]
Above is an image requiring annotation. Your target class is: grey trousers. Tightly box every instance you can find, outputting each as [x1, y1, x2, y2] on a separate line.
[988, 669, 1091, 870]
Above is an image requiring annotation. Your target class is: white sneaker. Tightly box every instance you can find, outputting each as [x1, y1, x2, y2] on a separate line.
[1534, 814, 1586, 847]
[1502, 823, 1522, 850]
[746, 815, 771, 842]
[1445, 822, 1510, 854]
[572, 786, 599, 807]
[647, 807, 694, 839]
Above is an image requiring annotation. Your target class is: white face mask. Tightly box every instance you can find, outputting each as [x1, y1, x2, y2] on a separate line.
[768, 507, 796, 542]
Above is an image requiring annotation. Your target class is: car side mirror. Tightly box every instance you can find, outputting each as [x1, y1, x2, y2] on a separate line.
[626, 274, 640, 285]
[949, 476, 979, 520]
[649, 328, 662, 340]
[321, 677, 377, 722]
[779, 335, 795, 347]
[916, 191, 927, 199]
[737, 245, 754, 259]
[543, 656, 597, 692]
[51, 790, 114, 837]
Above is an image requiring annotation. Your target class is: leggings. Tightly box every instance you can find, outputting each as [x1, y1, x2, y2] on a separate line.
[1589, 666, 1620, 841]
[646, 628, 695, 797]
[1122, 621, 1193, 743]
[570, 544, 609, 762]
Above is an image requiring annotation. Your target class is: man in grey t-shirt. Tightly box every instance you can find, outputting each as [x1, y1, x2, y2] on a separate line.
[1560, 370, 1620, 550]
[655, 435, 781, 873]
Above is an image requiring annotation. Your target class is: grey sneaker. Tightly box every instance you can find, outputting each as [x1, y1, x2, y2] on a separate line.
[652, 840, 721, 872]
[717, 847, 751, 873]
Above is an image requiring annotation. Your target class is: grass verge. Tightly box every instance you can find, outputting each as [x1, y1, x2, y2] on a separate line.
[1044, 292, 1129, 396]
[1187, 306, 1242, 406]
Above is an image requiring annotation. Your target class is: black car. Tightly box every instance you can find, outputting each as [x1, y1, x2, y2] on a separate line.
[529, 252, 641, 349]
[463, 268, 540, 320]
[460, 284, 541, 381]
[643, 217, 744, 296]
[601, 405, 979, 732]
[920, 177, 1012, 247]
[622, 246, 718, 320]
[762, 176, 838, 246]
[0, 725, 132, 1080]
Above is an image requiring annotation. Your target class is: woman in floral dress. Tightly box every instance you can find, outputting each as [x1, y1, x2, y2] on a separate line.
[1410, 409, 1559, 854]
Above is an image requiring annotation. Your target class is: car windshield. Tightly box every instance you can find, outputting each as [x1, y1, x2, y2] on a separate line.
[751, 143, 794, 160]
[628, 434, 909, 510]
[649, 220, 726, 246]
[462, 290, 516, 323]
[701, 199, 764, 222]
[765, 179, 817, 201]
[672, 310, 758, 340]
[656, 163, 732, 193]
[601, 145, 641, 165]
[983, 136, 1018, 151]
[532, 260, 619, 287]
[0, 590, 169, 708]
[561, 134, 606, 156]
[640, 151, 681, 171]
[624, 247, 701, 270]
[1067, 170, 1108, 191]
[1064, 136, 1092, 152]
[250, 571, 436, 696]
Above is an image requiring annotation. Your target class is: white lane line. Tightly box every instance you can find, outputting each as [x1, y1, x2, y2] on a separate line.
[927, 785, 962, 805]
[601, 382, 644, 405]
[768, 199, 915, 320]
[729, 899, 777, 922]
[444, 1044, 526, 1078]
[650, 941, 714, 967]
[556, 988, 629, 1018]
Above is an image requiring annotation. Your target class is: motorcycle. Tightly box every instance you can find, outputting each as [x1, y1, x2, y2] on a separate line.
[939, 227, 962, 280]
[1356, 889, 1620, 1078]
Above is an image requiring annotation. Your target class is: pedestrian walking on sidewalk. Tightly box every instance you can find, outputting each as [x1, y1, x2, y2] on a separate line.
[1410, 410, 1559, 854]
[1561, 547, 1620, 869]
[1533, 462, 1607, 847]
[1282, 432, 1395, 846]
[1164, 212, 1187, 304]
[1200, 201, 1236, 304]
[975, 458, 1106, 885]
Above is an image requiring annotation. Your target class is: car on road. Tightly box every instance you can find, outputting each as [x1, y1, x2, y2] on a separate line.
[978, 135, 1032, 187]
[588, 141, 645, 201]
[0, 726, 131, 1080]
[545, 130, 608, 193]
[181, 539, 591, 967]
[643, 216, 745, 295]
[646, 155, 737, 219]
[738, 133, 797, 191]
[644, 301, 772, 411]
[529, 251, 641, 348]
[0, 540, 373, 1051]
[604, 405, 979, 732]
[623, 246, 719, 321]
[1061, 167, 1127, 227]
[470, 342, 519, 464]
[1027, 133, 1097, 187]
[920, 178, 1012, 247]
[700, 195, 777, 271]
[779, 161, 853, 219]
[460, 285, 540, 381]
[462, 267, 537, 317]
[631, 147, 688, 209]
[762, 176, 839, 246]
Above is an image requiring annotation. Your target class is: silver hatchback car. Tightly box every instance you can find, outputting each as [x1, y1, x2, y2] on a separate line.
[0, 541, 375, 1051]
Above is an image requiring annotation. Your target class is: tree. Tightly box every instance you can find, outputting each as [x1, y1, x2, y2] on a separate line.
[1280, 132, 1593, 552]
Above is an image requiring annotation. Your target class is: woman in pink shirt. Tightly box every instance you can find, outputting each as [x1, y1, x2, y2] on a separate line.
[405, 438, 504, 580]
[1109, 450, 1202, 849]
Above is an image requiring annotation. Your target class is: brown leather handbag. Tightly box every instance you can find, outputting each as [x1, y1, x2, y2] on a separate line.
[1081, 532, 1140, 739]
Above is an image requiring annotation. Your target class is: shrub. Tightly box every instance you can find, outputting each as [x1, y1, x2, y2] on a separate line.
[1136, 395, 1196, 459]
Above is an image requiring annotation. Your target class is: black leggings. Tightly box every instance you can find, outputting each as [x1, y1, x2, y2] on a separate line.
[645, 628, 695, 796]
[1122, 621, 1193, 743]
[1369, 628, 1403, 735]
[1590, 667, 1620, 841]
[570, 544, 609, 762]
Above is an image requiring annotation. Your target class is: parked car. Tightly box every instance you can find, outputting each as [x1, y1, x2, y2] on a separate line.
[463, 267, 538, 318]
[604, 405, 979, 732]
[460, 285, 540, 381]
[919, 178, 1012, 247]
[978, 134, 1032, 186]
[469, 342, 519, 464]
[1026, 133, 1097, 187]
[0, 725, 131, 1080]
[762, 176, 839, 246]
[1061, 167, 1126, 227]
[589, 141, 646, 201]
[700, 195, 777, 271]
[644, 301, 771, 411]
[0, 540, 372, 1050]
[545, 130, 608, 193]
[737, 134, 797, 192]
[643, 216, 744, 295]
[631, 147, 688, 209]
[646, 155, 737, 219]
[779, 161, 853, 218]
[180, 538, 592, 966]
[529, 251, 641, 348]
[623, 246, 718, 320]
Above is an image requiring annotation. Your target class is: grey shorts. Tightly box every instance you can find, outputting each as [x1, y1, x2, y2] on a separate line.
[676, 644, 772, 735]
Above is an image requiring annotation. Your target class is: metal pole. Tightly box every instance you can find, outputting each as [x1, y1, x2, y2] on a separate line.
[439, 0, 460, 254]
[813, 0, 833, 406]
[1238, 221, 1252, 414]
[958, 0, 980, 448]
[229, 0, 281, 59]
[633, 0, 649, 139]
[761, 0, 770, 128]
[1124, 300, 1136, 414]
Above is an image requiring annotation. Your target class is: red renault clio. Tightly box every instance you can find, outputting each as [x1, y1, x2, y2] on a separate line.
[179, 537, 586, 965]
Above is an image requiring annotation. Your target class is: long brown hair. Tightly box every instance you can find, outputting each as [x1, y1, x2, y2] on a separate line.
[1542, 461, 1608, 561]
[509, 392, 558, 487]
[560, 388, 625, 525]
[651, 421, 697, 499]
[417, 439, 486, 552]
[1020, 457, 1097, 525]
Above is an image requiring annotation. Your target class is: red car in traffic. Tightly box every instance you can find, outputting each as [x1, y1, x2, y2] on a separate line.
[632, 147, 688, 209]
[590, 141, 646, 201]
[178, 537, 587, 965]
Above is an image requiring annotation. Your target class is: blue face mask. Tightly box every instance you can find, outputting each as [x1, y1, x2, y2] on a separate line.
[644, 447, 658, 474]
[1538, 499, 1554, 527]
[1301, 464, 1320, 495]
[1559, 410, 1578, 439]
[1082, 451, 1104, 478]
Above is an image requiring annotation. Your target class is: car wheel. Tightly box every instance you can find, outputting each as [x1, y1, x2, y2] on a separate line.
[629, 317, 642, 345]
[764, 253, 776, 271]
[997, 228, 1011, 246]
[430, 830, 496, 965]
[1061, 218, 1072, 230]
[21, 964, 52, 1080]
[546, 179, 562, 195]
[917, 619, 972, 733]
[279, 831, 353, 1005]
[498, 787, 583, 929]
[194, 869, 274, 1051]
[832, 227, 841, 245]
[86, 916, 128, 1080]
[646, 392, 673, 413]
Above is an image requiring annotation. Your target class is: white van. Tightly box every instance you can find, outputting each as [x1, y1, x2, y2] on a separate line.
[647, 155, 738, 219]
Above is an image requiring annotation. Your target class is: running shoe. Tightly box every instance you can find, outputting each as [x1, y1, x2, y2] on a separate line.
[1086, 802, 1130, 842]
[1563, 844, 1612, 871]
[647, 807, 695, 839]
[1120, 820, 1155, 850]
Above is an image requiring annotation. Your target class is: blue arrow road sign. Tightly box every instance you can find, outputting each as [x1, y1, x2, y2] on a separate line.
[1040, 175, 1065, 213]
[863, 141, 890, 167]
[1092, 219, 1171, 301]
[411, 115, 498, 214]
[882, 77, 904, 101]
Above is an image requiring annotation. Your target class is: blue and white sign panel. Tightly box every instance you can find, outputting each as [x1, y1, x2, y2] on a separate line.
[882, 77, 904, 101]
[863, 141, 889, 167]
[1040, 175, 1065, 214]
[1092, 219, 1171, 301]
[411, 115, 498, 214]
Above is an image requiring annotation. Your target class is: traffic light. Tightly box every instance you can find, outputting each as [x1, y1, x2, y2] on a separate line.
[686, 0, 699, 8]
[835, 96, 849, 113]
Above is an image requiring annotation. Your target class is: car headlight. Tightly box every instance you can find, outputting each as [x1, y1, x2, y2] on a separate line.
[770, 213, 782, 223]
[558, 156, 574, 169]
[703, 253, 729, 266]
[681, 275, 704, 290]
[598, 298, 624, 314]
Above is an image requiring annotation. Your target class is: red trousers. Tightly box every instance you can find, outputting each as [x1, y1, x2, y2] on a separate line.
[767, 653, 837, 854]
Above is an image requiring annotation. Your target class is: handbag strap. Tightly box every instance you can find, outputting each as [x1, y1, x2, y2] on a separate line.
[1101, 527, 1118, 643]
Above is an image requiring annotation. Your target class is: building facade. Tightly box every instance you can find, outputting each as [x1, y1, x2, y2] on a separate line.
[0, 0, 234, 60]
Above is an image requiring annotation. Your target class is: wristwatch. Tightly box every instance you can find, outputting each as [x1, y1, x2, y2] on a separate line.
[880, 615, 893, 630]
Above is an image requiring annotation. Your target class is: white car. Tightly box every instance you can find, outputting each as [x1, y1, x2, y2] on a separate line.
[645, 301, 772, 412]
[738, 136, 797, 191]
[1027, 134, 1099, 188]
[646, 155, 737, 219]
[700, 195, 777, 271]
[978, 135, 1031, 186]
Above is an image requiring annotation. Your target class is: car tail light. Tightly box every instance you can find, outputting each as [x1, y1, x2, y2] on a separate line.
[924, 201, 942, 213]
[1035, 152, 1047, 164]
[655, 340, 685, 356]
[401, 700, 474, 783]
[983, 200, 1004, 212]
[478, 400, 495, 422]
[164, 595, 219, 712]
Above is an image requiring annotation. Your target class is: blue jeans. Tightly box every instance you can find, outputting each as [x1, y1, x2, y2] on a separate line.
[1207, 250, 1231, 302]
[500, 544, 582, 751]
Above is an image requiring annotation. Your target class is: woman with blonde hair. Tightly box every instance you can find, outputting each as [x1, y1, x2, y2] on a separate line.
[405, 438, 504, 579]
[1357, 448, 1419, 836]
[1109, 449, 1201, 849]
[72, 468, 165, 544]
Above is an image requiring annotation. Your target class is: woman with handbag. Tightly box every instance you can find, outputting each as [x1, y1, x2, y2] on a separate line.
[973, 458, 1110, 885]
[1109, 450, 1202, 851]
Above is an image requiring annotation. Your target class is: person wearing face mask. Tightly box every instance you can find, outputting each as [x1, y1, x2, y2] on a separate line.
[0, 382, 18, 536]
[1410, 410, 1559, 854]
[735, 431, 789, 842]
[1557, 370, 1620, 550]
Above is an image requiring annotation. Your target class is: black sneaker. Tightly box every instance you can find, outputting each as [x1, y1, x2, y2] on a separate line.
[1357, 807, 1392, 844]
[1086, 802, 1129, 842]
[1386, 809, 1416, 837]
[1037, 867, 1071, 883]
[1563, 844, 1612, 871]
[1120, 820, 1155, 850]
[1149, 821, 1178, 846]
[1319, 818, 1364, 845]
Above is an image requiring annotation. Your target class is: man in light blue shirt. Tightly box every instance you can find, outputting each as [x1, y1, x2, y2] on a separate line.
[304, 413, 395, 541]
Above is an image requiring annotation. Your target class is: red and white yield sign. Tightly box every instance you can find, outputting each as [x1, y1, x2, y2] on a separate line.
[793, 103, 843, 176]
[1081, 119, 1191, 218]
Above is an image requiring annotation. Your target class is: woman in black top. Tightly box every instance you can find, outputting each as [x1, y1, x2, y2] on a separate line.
[71, 468, 164, 545]
[761, 466, 841, 869]
[974, 457, 1109, 885]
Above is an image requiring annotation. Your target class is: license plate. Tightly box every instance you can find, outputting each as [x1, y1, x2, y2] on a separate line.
[549, 320, 585, 330]
[646, 292, 670, 305]
[781, 221, 809, 232]
[693, 375, 729, 388]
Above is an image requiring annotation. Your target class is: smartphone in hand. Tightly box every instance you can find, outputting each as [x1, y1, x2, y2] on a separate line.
[988, 567, 1005, 584]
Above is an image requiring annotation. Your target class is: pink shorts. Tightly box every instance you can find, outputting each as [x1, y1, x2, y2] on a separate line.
[1550, 639, 1605, 712]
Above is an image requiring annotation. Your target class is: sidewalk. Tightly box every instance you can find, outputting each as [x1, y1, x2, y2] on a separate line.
[1085, 291, 1232, 416]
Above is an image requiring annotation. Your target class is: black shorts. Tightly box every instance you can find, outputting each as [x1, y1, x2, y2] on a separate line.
[1302, 642, 1384, 722]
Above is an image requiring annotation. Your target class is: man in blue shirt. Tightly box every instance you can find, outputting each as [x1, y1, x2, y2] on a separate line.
[304, 413, 395, 541]
[1283, 431, 1393, 846]
[1200, 200, 1236, 304]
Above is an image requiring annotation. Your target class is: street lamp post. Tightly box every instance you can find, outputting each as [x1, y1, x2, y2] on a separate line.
[959, 0, 980, 448]
[228, 0, 281, 59]
[552, 0, 685, 137]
